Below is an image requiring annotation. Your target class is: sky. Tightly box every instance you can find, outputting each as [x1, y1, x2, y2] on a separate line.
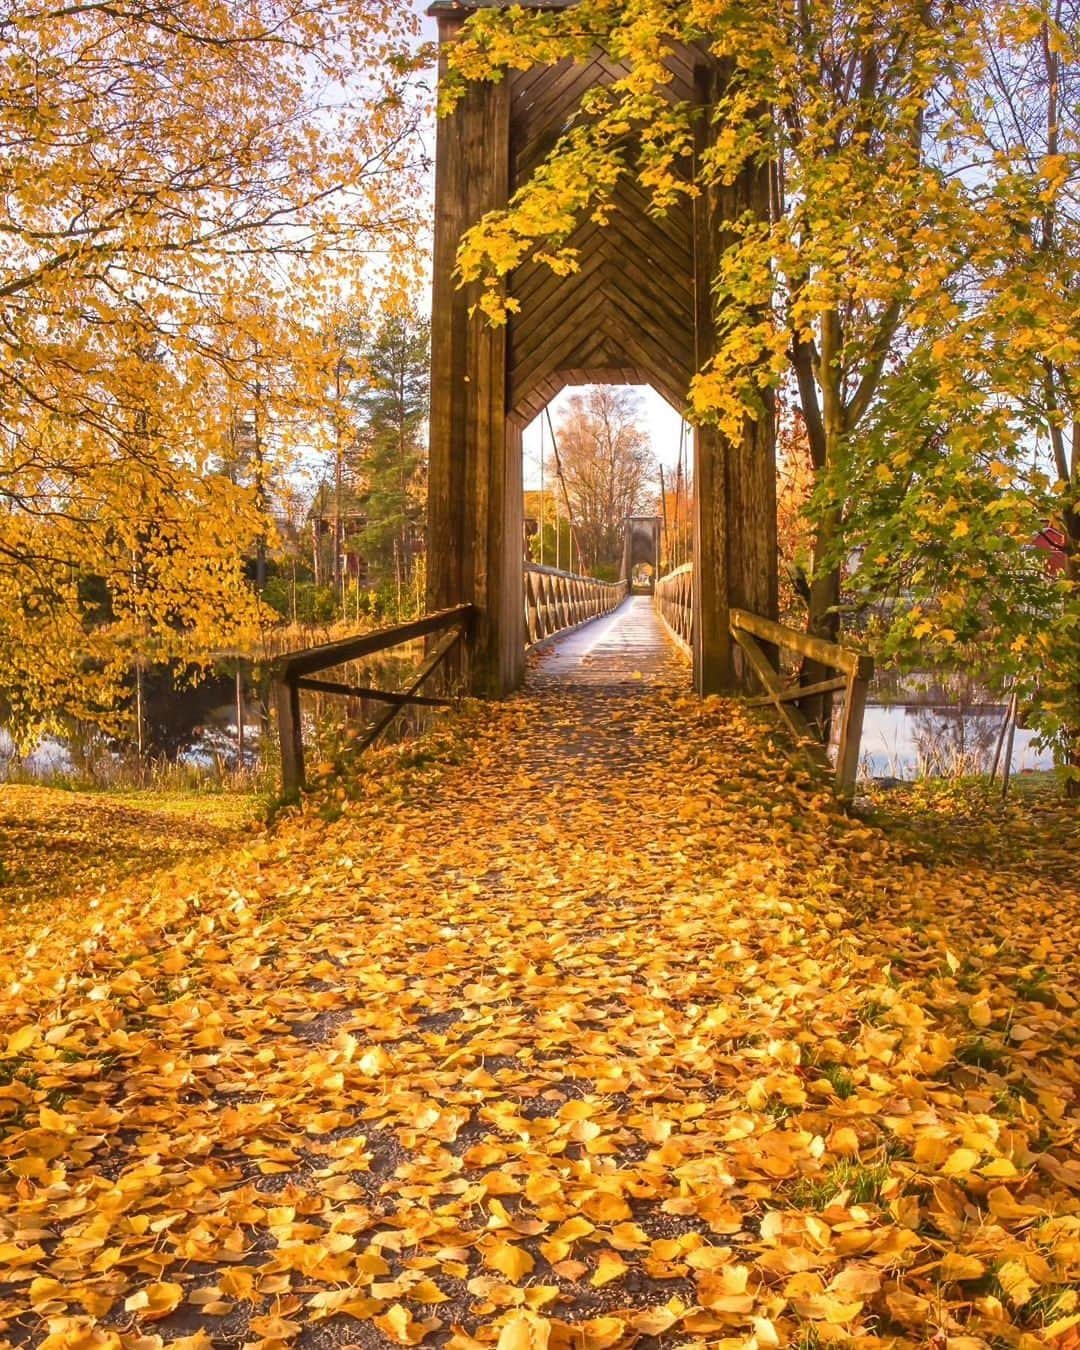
[522, 389, 689, 494]
[414, 0, 692, 495]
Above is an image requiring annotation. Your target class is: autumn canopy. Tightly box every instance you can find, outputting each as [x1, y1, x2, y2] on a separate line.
[0, 0, 424, 742]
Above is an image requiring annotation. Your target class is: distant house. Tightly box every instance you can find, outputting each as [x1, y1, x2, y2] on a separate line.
[311, 510, 369, 581]
[1032, 525, 1069, 577]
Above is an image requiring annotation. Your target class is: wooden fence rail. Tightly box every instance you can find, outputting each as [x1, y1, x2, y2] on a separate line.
[729, 608, 874, 800]
[272, 605, 474, 798]
[525, 564, 626, 647]
[655, 562, 693, 653]
[654, 565, 874, 799]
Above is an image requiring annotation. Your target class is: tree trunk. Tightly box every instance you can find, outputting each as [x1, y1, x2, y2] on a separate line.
[799, 509, 842, 740]
[796, 306, 844, 740]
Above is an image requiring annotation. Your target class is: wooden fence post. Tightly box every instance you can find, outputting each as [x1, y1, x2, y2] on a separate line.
[275, 677, 304, 799]
[835, 661, 872, 801]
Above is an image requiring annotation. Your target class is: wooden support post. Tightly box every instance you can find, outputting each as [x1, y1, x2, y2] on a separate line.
[693, 57, 777, 695]
[275, 677, 304, 799]
[834, 672, 869, 801]
[427, 12, 516, 696]
[693, 423, 731, 693]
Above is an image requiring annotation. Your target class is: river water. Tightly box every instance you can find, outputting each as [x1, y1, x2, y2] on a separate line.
[1, 696, 1058, 786]
[859, 704, 1053, 780]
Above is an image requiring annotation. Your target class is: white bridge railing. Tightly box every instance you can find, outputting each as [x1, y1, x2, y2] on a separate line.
[524, 564, 626, 647]
[655, 562, 693, 653]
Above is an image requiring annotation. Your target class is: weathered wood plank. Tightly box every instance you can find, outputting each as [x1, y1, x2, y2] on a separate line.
[731, 627, 829, 767]
[274, 605, 474, 680]
[745, 675, 848, 708]
[834, 673, 869, 801]
[294, 678, 452, 709]
[275, 678, 305, 799]
[731, 609, 874, 680]
[356, 623, 467, 753]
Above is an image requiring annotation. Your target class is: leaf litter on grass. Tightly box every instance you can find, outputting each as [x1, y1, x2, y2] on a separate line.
[0, 684, 1077, 1349]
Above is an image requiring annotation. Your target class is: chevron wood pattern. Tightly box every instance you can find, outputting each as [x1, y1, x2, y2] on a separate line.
[427, 6, 777, 698]
[506, 50, 703, 425]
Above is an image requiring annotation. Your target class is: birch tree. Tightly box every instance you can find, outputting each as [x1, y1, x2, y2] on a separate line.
[0, 0, 426, 742]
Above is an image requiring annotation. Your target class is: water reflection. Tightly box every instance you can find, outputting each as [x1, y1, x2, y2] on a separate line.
[860, 704, 1052, 780]
[2, 668, 1059, 788]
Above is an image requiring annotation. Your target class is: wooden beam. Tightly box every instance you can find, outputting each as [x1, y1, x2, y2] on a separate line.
[357, 624, 466, 753]
[275, 677, 305, 800]
[274, 606, 474, 681]
[294, 678, 452, 709]
[731, 608, 875, 681]
[427, 16, 513, 695]
[730, 626, 829, 769]
[745, 675, 848, 708]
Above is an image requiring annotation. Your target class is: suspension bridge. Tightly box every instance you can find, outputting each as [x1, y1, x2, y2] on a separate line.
[271, 2, 874, 803]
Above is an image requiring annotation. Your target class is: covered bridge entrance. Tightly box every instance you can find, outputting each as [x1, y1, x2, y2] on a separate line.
[425, 0, 777, 697]
[269, 2, 875, 806]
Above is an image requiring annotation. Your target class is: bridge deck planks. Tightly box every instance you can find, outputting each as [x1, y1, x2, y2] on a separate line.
[529, 596, 689, 689]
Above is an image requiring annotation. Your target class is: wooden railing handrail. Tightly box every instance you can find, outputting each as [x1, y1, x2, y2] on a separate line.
[655, 566, 873, 800]
[655, 565, 693, 654]
[272, 604, 475, 682]
[730, 608, 874, 682]
[524, 566, 627, 649]
[728, 607, 873, 801]
[273, 605, 475, 798]
[524, 562, 623, 586]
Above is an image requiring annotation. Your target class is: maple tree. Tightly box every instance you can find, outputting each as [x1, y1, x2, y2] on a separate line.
[0, 0, 425, 746]
[828, 0, 1080, 783]
[941, 0, 1080, 783]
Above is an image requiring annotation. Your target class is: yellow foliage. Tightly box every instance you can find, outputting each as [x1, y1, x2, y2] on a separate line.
[0, 0, 424, 739]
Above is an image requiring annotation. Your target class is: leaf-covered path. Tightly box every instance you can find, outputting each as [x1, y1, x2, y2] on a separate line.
[1, 611, 1078, 1349]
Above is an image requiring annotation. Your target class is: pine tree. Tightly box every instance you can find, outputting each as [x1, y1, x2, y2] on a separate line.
[349, 307, 431, 606]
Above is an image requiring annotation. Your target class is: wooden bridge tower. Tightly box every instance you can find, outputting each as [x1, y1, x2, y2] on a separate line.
[426, 0, 777, 696]
[623, 517, 663, 594]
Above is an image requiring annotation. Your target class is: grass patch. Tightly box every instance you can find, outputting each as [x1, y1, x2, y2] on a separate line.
[1014, 968, 1056, 1005]
[956, 1037, 1010, 1070]
[765, 1097, 795, 1121]
[787, 1160, 891, 1210]
[817, 1062, 856, 1099]
[858, 997, 890, 1025]
[0, 785, 261, 949]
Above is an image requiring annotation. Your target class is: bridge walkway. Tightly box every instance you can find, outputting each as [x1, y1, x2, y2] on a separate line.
[528, 594, 687, 690]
